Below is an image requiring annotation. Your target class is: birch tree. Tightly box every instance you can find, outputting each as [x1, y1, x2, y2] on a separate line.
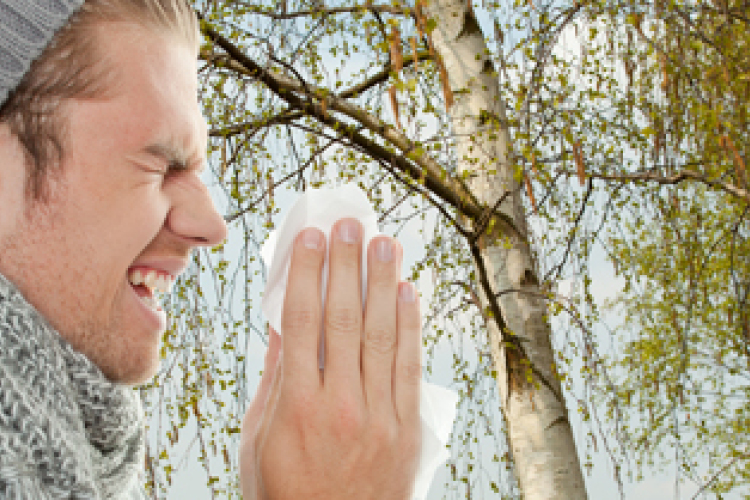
[422, 0, 586, 496]
[138, 0, 749, 498]
[584, 1, 750, 494]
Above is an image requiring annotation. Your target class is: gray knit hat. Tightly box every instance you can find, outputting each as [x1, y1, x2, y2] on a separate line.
[0, 0, 85, 107]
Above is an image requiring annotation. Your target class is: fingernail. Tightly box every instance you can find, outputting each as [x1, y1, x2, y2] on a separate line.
[376, 238, 393, 262]
[337, 219, 360, 244]
[302, 228, 323, 250]
[399, 282, 416, 303]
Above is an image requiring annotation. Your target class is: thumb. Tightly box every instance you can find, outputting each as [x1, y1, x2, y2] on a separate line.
[239, 327, 282, 498]
[242, 327, 282, 437]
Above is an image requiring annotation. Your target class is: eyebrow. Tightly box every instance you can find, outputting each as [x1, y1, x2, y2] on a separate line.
[144, 143, 205, 173]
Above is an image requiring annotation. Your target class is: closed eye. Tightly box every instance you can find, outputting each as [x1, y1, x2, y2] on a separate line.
[144, 143, 193, 177]
[166, 160, 189, 175]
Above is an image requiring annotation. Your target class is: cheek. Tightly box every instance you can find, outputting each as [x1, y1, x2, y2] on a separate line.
[120, 198, 170, 250]
[77, 188, 169, 270]
[59, 153, 171, 263]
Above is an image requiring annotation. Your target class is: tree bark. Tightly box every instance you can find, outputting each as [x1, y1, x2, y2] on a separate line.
[423, 1, 588, 497]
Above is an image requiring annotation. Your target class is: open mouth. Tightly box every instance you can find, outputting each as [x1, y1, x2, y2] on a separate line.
[127, 268, 174, 311]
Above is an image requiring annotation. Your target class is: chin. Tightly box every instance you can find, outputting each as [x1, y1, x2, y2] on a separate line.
[100, 339, 162, 385]
[110, 359, 161, 386]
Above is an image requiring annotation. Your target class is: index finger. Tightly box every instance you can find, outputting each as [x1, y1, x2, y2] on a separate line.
[280, 227, 326, 393]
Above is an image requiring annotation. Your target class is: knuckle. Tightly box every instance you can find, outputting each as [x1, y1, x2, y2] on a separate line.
[367, 265, 396, 286]
[398, 361, 422, 386]
[325, 306, 360, 335]
[399, 426, 421, 461]
[291, 249, 324, 273]
[332, 397, 364, 440]
[331, 245, 361, 272]
[399, 307, 421, 330]
[281, 306, 318, 333]
[296, 249, 324, 271]
[334, 256, 360, 276]
[364, 325, 396, 355]
[368, 418, 398, 448]
[286, 392, 316, 425]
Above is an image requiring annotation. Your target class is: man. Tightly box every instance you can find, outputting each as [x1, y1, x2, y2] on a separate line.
[0, 1, 421, 498]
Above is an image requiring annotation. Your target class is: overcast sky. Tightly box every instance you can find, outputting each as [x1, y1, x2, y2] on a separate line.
[151, 8, 743, 499]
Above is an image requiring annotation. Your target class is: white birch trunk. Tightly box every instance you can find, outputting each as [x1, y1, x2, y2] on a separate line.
[423, 1, 588, 498]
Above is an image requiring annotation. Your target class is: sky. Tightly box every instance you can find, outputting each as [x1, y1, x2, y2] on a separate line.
[149, 5, 744, 499]
[158, 179, 740, 499]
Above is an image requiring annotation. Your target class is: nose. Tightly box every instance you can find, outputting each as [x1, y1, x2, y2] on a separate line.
[167, 174, 228, 247]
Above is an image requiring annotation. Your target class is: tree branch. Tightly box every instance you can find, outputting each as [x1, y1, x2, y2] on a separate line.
[225, 135, 337, 223]
[200, 48, 433, 103]
[200, 18, 523, 241]
[468, 242, 565, 404]
[577, 169, 750, 203]
[689, 452, 749, 500]
[544, 177, 594, 283]
[233, 2, 410, 19]
[338, 51, 433, 99]
[208, 110, 304, 137]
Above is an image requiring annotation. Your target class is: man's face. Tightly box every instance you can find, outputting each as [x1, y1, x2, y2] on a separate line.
[0, 23, 227, 384]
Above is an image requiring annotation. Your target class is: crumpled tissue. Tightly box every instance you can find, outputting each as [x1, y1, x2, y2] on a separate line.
[260, 183, 458, 499]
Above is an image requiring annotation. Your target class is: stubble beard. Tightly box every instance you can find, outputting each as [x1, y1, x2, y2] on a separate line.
[0, 197, 160, 386]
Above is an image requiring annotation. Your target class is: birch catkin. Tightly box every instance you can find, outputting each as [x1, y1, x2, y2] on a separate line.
[724, 135, 747, 186]
[390, 26, 403, 74]
[389, 26, 403, 128]
[524, 174, 537, 213]
[389, 86, 402, 129]
[410, 36, 419, 73]
[436, 54, 454, 107]
[415, 0, 425, 38]
[573, 141, 586, 186]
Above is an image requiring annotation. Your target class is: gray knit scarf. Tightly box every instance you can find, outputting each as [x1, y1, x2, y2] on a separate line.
[0, 273, 146, 499]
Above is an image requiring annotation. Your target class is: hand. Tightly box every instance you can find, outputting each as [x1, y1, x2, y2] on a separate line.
[239, 325, 281, 499]
[239, 218, 422, 500]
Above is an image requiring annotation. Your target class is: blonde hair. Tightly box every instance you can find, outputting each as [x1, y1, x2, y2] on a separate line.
[0, 0, 199, 200]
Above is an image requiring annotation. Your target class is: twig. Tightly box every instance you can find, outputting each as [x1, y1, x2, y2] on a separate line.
[575, 169, 749, 204]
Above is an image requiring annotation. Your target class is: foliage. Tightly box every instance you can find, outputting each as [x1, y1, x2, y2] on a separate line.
[136, 0, 749, 498]
[509, 0, 750, 494]
[590, 0, 750, 494]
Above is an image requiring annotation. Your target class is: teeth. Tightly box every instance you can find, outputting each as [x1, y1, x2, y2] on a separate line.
[131, 270, 143, 286]
[156, 275, 169, 293]
[139, 294, 160, 310]
[127, 268, 175, 313]
[154, 274, 173, 294]
[128, 268, 175, 295]
[144, 270, 157, 290]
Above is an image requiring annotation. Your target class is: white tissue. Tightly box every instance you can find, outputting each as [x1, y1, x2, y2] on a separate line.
[260, 183, 457, 499]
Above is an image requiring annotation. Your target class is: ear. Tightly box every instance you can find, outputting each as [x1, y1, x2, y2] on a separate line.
[0, 123, 28, 236]
[0, 122, 12, 145]
[0, 122, 22, 161]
